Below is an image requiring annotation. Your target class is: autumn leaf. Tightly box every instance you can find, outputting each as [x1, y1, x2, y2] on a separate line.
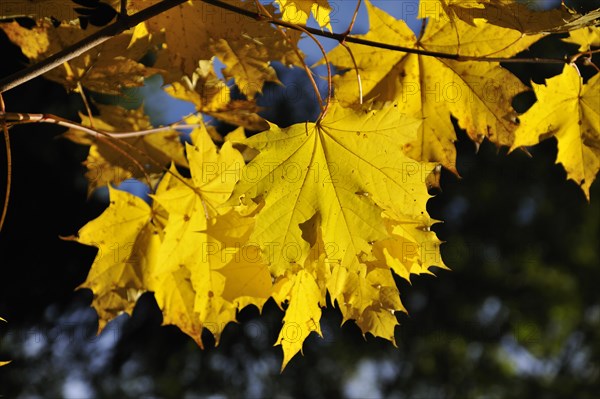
[165, 60, 230, 112]
[327, 0, 539, 173]
[563, 26, 600, 51]
[129, 0, 301, 97]
[0, 0, 120, 21]
[231, 101, 427, 276]
[68, 120, 270, 345]
[65, 186, 153, 332]
[512, 66, 600, 199]
[65, 104, 186, 193]
[165, 61, 269, 131]
[274, 269, 323, 370]
[275, 0, 332, 30]
[436, 0, 600, 34]
[368, 215, 447, 282]
[230, 102, 445, 368]
[151, 121, 269, 344]
[0, 19, 158, 93]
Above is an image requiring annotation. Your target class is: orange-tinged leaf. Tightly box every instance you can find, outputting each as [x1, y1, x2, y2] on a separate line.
[512, 66, 600, 199]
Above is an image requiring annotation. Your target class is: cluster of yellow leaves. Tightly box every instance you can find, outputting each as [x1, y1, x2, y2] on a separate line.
[327, 0, 600, 197]
[65, 122, 272, 345]
[68, 105, 445, 369]
[327, 0, 541, 174]
[2, 0, 599, 370]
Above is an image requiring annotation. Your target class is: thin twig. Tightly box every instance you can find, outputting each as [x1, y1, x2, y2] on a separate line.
[76, 81, 95, 128]
[0, 112, 200, 138]
[341, 42, 363, 104]
[252, 1, 324, 109]
[342, 0, 362, 38]
[340, 1, 363, 104]
[120, 0, 128, 17]
[0, 94, 10, 232]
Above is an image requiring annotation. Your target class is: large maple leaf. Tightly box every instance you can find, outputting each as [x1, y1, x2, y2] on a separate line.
[231, 101, 426, 276]
[327, 0, 540, 173]
[231, 102, 446, 368]
[512, 66, 600, 199]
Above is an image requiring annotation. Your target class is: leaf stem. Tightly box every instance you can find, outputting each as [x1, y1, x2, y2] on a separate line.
[0, 94, 10, 233]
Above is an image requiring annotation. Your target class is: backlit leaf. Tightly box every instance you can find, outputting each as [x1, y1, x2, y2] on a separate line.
[512, 66, 600, 199]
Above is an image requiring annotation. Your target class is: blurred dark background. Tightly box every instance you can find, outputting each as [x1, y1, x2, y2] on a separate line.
[1, 1, 600, 398]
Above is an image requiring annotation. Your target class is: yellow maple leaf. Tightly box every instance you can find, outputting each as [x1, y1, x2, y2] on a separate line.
[327, 1, 540, 173]
[0, 19, 158, 93]
[512, 66, 600, 199]
[65, 104, 187, 193]
[165, 62, 269, 131]
[231, 101, 428, 276]
[368, 215, 447, 282]
[165, 60, 230, 112]
[274, 269, 323, 370]
[230, 102, 446, 367]
[275, 0, 332, 30]
[563, 26, 600, 51]
[151, 121, 269, 344]
[65, 186, 153, 332]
